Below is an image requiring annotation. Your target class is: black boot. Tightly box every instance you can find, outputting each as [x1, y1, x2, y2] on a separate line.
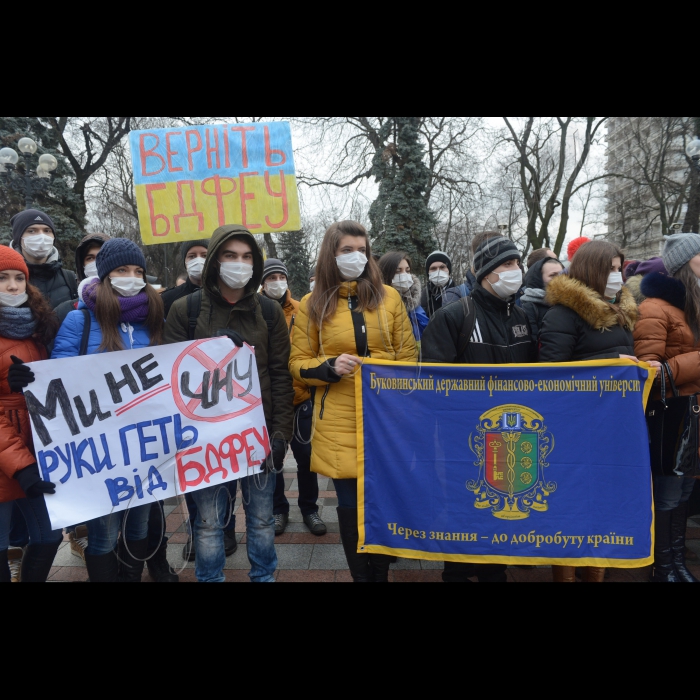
[369, 555, 392, 583]
[337, 508, 372, 583]
[146, 538, 179, 583]
[20, 543, 61, 583]
[651, 510, 680, 583]
[671, 502, 700, 583]
[119, 539, 148, 583]
[85, 551, 119, 583]
[0, 550, 10, 584]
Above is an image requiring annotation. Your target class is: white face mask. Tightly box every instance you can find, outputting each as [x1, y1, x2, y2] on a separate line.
[84, 262, 98, 278]
[488, 269, 523, 300]
[392, 274, 414, 294]
[186, 258, 205, 282]
[0, 292, 28, 308]
[22, 234, 54, 260]
[219, 262, 254, 290]
[265, 280, 288, 300]
[430, 270, 450, 288]
[310, 281, 316, 292]
[605, 272, 624, 299]
[110, 276, 147, 298]
[336, 252, 368, 281]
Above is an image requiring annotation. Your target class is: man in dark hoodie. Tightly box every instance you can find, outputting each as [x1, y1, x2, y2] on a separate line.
[9, 209, 78, 310]
[421, 251, 457, 318]
[422, 237, 535, 583]
[165, 225, 295, 583]
[161, 239, 209, 318]
[54, 233, 111, 326]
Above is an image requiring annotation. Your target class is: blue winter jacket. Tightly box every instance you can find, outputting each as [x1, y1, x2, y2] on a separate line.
[52, 308, 153, 358]
[409, 306, 430, 340]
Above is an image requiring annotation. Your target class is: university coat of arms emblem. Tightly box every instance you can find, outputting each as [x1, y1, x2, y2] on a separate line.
[468, 405, 557, 521]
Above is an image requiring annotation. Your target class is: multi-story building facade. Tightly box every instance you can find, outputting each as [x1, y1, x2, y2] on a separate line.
[606, 117, 691, 260]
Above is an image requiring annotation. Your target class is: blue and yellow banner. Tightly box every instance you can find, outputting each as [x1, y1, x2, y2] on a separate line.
[129, 122, 301, 245]
[357, 361, 655, 567]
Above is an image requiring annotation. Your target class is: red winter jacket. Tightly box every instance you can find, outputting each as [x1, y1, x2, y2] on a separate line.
[0, 335, 47, 503]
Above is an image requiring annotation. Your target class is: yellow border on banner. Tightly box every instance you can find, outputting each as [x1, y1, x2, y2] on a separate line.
[356, 359, 656, 567]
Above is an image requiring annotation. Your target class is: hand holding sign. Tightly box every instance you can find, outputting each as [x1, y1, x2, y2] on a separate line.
[25, 339, 270, 530]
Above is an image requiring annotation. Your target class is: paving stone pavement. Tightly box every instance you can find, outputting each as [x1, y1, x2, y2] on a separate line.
[43, 453, 700, 583]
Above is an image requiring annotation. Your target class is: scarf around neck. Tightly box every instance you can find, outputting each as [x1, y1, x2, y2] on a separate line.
[0, 307, 38, 340]
[83, 279, 150, 325]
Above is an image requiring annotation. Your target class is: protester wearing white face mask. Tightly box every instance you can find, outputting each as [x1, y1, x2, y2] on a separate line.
[54, 233, 112, 329]
[422, 237, 535, 584]
[43, 238, 167, 583]
[259, 260, 328, 538]
[290, 221, 417, 582]
[379, 251, 430, 340]
[162, 240, 209, 319]
[9, 209, 78, 311]
[635, 234, 700, 584]
[165, 225, 294, 584]
[421, 251, 456, 318]
[539, 240, 639, 584]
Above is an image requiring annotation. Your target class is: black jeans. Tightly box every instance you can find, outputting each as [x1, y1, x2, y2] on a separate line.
[274, 401, 319, 517]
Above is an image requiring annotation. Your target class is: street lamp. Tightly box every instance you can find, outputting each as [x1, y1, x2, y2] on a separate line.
[688, 138, 700, 172]
[0, 137, 58, 209]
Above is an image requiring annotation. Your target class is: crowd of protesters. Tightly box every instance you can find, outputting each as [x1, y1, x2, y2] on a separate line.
[0, 208, 699, 584]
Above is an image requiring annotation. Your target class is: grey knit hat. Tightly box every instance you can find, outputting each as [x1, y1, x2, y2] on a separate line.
[475, 237, 521, 284]
[262, 258, 288, 284]
[663, 234, 700, 276]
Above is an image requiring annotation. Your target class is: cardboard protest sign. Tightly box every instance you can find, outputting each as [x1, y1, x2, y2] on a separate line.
[25, 339, 269, 530]
[129, 122, 301, 245]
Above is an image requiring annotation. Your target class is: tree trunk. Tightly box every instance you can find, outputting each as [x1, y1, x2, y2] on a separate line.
[264, 233, 278, 259]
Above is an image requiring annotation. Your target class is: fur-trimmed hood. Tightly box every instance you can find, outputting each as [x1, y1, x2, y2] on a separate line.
[401, 274, 423, 312]
[640, 271, 686, 311]
[546, 274, 638, 331]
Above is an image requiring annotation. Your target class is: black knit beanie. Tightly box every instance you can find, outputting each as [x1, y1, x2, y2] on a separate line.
[425, 251, 452, 277]
[474, 237, 521, 284]
[11, 209, 56, 249]
[96, 238, 148, 280]
[181, 239, 209, 266]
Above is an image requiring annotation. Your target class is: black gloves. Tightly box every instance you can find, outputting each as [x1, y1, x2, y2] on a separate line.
[264, 439, 288, 474]
[214, 330, 245, 348]
[15, 464, 56, 499]
[8, 356, 35, 394]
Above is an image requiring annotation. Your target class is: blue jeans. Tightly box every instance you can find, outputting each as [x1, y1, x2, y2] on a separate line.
[10, 503, 29, 548]
[185, 482, 238, 536]
[190, 474, 277, 583]
[654, 476, 696, 512]
[334, 479, 358, 509]
[86, 505, 150, 557]
[0, 497, 64, 552]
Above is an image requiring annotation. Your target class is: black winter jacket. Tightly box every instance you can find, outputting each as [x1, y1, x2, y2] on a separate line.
[11, 244, 78, 310]
[422, 285, 535, 365]
[421, 279, 457, 319]
[539, 275, 638, 362]
[161, 277, 200, 319]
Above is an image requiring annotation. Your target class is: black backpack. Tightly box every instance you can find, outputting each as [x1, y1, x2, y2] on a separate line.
[186, 289, 277, 348]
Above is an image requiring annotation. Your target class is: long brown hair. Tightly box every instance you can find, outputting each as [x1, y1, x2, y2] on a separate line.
[22, 284, 59, 347]
[569, 240, 628, 326]
[307, 221, 386, 326]
[378, 251, 411, 287]
[676, 263, 700, 342]
[95, 277, 164, 352]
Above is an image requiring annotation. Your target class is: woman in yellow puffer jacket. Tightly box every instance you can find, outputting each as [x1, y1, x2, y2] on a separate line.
[290, 221, 417, 582]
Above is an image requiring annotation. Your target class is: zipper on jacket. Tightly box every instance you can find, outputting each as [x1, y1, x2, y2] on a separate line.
[319, 385, 330, 420]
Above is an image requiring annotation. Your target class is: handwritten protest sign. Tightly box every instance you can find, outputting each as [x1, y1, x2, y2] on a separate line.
[129, 122, 301, 245]
[25, 339, 269, 530]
